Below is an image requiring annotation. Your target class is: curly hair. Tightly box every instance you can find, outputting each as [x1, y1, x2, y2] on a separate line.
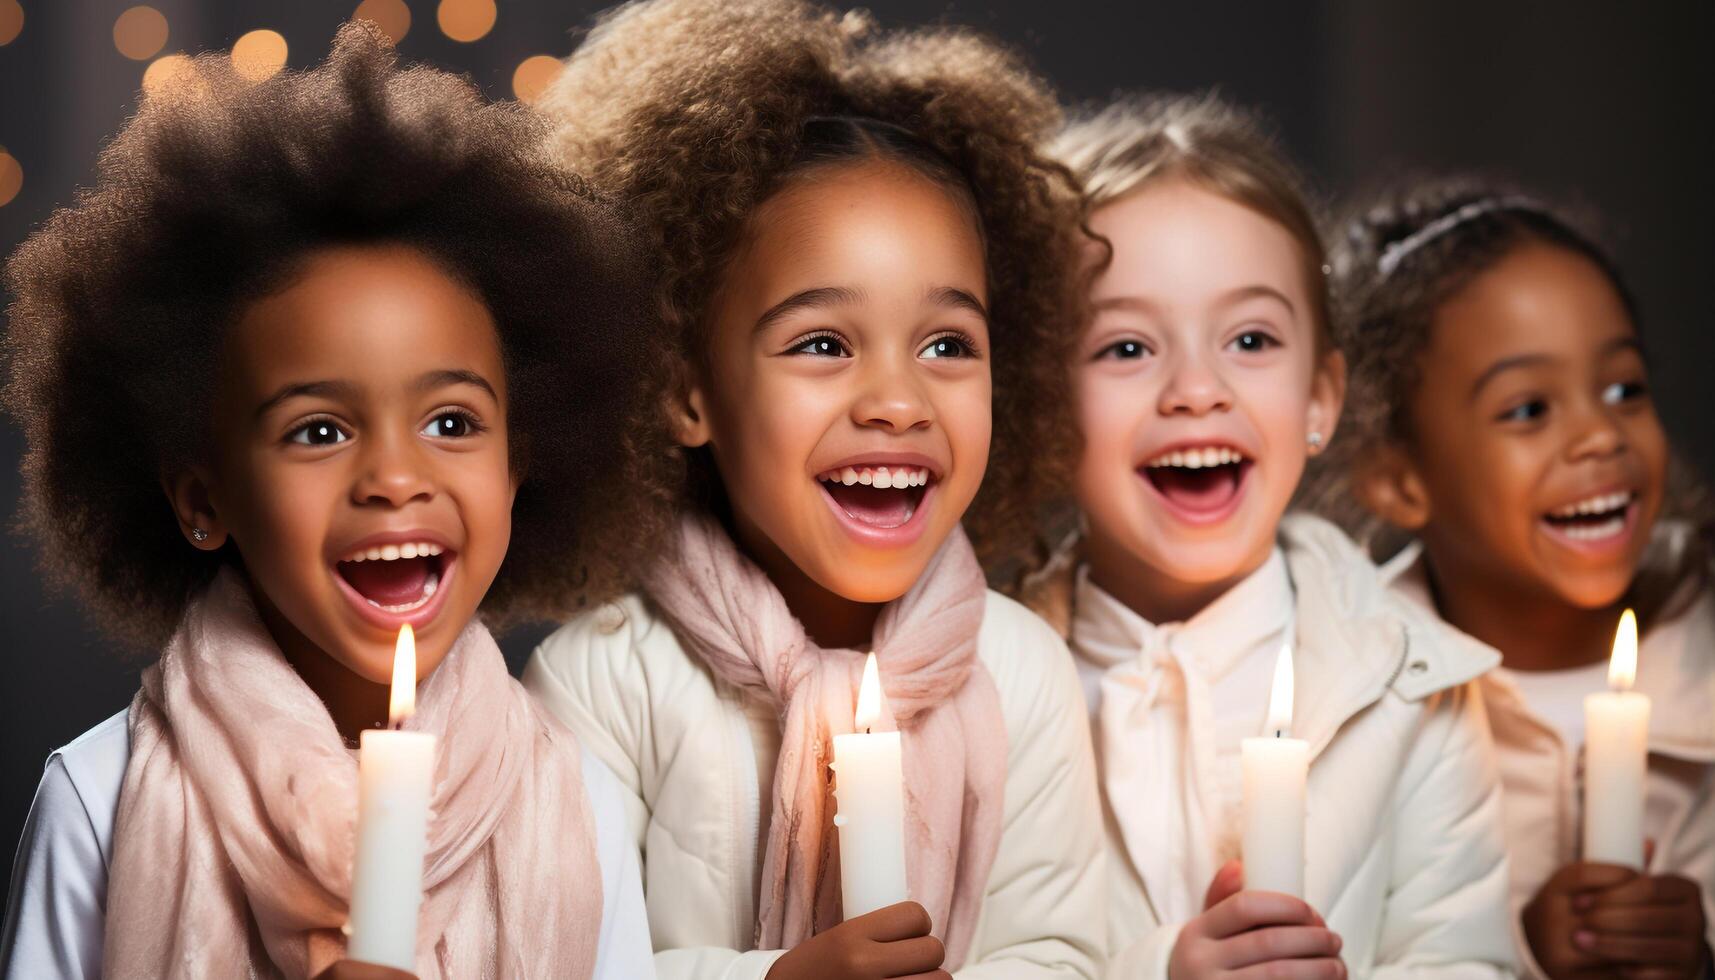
[2, 22, 659, 645]
[1313, 174, 1711, 558]
[537, 0, 1089, 579]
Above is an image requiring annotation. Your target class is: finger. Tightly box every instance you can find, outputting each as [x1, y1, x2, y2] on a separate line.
[859, 901, 935, 942]
[1219, 926, 1343, 969]
[1583, 903, 1700, 936]
[1574, 929, 1700, 966]
[1226, 958, 1346, 980]
[1204, 860, 1246, 912]
[1204, 891, 1321, 939]
[1554, 861, 1639, 896]
[1586, 874, 1701, 909]
[892, 972, 953, 980]
[873, 935, 944, 975]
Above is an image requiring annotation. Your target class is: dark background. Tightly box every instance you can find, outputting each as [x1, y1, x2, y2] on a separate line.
[1, 1, 1711, 883]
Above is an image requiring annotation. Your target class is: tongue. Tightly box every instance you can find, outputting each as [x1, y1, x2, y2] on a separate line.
[825, 482, 916, 528]
[339, 556, 432, 605]
[1148, 465, 1242, 513]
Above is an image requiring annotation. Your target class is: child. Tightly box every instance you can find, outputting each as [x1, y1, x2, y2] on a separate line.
[0, 25, 655, 979]
[1326, 177, 1713, 979]
[1031, 94, 1517, 979]
[521, 1, 1106, 977]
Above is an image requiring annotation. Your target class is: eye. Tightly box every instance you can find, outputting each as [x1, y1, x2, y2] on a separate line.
[1095, 339, 1150, 361]
[421, 409, 482, 439]
[1497, 399, 1548, 424]
[920, 333, 978, 359]
[1602, 380, 1648, 405]
[1227, 330, 1281, 354]
[786, 332, 850, 357]
[288, 418, 348, 446]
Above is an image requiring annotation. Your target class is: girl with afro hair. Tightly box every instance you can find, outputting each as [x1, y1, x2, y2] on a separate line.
[1322, 177, 1714, 979]
[0, 23, 657, 980]
[521, 1, 1106, 978]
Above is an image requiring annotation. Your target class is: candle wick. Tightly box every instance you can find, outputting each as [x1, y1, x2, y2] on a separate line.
[865, 726, 872, 736]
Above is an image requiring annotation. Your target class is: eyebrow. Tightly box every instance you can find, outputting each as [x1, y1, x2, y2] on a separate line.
[927, 286, 989, 322]
[415, 368, 498, 401]
[1469, 337, 1643, 400]
[253, 370, 499, 419]
[753, 286, 866, 333]
[1216, 284, 1297, 316]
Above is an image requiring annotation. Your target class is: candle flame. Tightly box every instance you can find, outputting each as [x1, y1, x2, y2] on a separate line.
[854, 652, 882, 732]
[389, 625, 416, 727]
[1607, 608, 1638, 691]
[1265, 645, 1295, 737]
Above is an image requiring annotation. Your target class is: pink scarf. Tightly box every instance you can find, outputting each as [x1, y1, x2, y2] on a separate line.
[102, 569, 602, 979]
[645, 516, 1006, 968]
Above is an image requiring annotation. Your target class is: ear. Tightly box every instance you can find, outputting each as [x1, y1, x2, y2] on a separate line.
[1352, 442, 1432, 532]
[668, 381, 713, 449]
[1305, 350, 1348, 456]
[163, 467, 230, 550]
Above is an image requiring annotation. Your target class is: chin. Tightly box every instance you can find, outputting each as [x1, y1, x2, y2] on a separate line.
[1550, 572, 1637, 612]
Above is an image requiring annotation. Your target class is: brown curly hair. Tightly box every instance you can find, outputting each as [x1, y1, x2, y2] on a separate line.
[1313, 174, 1711, 559]
[537, 0, 1089, 579]
[2, 22, 659, 646]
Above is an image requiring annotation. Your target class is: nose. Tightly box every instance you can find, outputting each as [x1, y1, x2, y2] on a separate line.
[351, 428, 436, 508]
[1157, 347, 1234, 417]
[1565, 395, 1628, 463]
[851, 353, 933, 433]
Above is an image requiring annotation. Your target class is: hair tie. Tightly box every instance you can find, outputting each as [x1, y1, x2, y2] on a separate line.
[1375, 195, 1545, 278]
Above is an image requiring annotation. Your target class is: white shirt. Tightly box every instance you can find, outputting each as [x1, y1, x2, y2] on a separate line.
[0, 708, 656, 980]
[1490, 662, 1609, 752]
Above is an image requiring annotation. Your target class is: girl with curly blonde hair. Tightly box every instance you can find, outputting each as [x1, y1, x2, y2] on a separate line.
[522, 1, 1104, 978]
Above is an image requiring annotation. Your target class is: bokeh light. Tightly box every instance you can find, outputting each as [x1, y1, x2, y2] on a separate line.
[437, 0, 496, 43]
[0, 149, 22, 208]
[141, 53, 203, 100]
[231, 29, 288, 82]
[512, 55, 563, 105]
[0, 0, 23, 47]
[353, 0, 411, 44]
[113, 6, 169, 61]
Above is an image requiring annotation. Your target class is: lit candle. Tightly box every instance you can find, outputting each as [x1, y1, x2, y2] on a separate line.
[1241, 646, 1309, 897]
[1583, 609, 1649, 868]
[831, 652, 908, 919]
[347, 625, 437, 970]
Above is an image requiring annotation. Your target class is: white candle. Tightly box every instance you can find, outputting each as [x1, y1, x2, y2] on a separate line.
[832, 652, 908, 919]
[1583, 609, 1650, 868]
[1241, 645, 1309, 897]
[347, 625, 437, 970]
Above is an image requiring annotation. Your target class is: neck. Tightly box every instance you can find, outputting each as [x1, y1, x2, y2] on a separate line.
[1419, 547, 1619, 672]
[1084, 533, 1263, 626]
[250, 584, 390, 743]
[727, 514, 883, 649]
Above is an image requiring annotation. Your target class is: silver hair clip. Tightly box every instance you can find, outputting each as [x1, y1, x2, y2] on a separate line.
[1376, 196, 1543, 278]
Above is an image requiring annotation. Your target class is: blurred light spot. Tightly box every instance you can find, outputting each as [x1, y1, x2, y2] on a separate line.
[353, 0, 410, 43]
[512, 54, 562, 104]
[231, 29, 287, 82]
[0, 150, 21, 207]
[141, 53, 203, 99]
[437, 0, 494, 43]
[114, 5, 168, 61]
[0, 0, 23, 47]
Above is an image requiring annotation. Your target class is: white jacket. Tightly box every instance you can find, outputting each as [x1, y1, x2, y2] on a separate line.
[1386, 531, 1715, 978]
[524, 589, 1107, 980]
[1037, 514, 1518, 979]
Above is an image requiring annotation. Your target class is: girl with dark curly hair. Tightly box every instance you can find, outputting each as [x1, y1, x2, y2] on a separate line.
[1324, 177, 1713, 979]
[1036, 95, 1516, 979]
[0, 24, 656, 980]
[519, 1, 1104, 978]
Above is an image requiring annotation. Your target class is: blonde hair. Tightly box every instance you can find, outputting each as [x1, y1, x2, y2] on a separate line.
[1052, 92, 1333, 350]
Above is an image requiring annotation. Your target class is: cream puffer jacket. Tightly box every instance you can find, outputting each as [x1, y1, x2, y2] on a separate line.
[1386, 528, 1715, 978]
[524, 589, 1108, 980]
[1029, 514, 1519, 979]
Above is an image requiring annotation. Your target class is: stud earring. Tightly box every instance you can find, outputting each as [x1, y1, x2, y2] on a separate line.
[1307, 431, 1324, 450]
[191, 527, 209, 543]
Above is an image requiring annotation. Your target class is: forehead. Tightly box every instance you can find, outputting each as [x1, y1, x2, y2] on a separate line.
[225, 244, 504, 392]
[1090, 177, 1308, 310]
[729, 161, 988, 304]
[1427, 241, 1635, 372]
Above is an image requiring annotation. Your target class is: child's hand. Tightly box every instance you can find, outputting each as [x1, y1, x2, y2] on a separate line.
[1521, 861, 1637, 978]
[311, 961, 417, 980]
[1168, 860, 1346, 980]
[765, 902, 948, 980]
[1573, 871, 1709, 980]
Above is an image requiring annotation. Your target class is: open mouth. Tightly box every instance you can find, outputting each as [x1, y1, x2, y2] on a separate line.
[1541, 490, 1635, 543]
[816, 464, 934, 531]
[1140, 446, 1252, 518]
[335, 541, 451, 615]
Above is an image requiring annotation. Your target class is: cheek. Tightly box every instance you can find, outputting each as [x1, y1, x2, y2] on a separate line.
[1076, 369, 1147, 457]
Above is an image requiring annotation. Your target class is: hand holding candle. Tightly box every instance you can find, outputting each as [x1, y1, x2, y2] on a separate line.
[831, 652, 908, 920]
[347, 625, 436, 971]
[1583, 609, 1649, 868]
[1241, 645, 1309, 897]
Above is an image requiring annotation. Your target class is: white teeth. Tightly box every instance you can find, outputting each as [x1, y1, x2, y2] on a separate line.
[400, 543, 418, 559]
[1557, 516, 1626, 541]
[366, 547, 383, 561]
[841, 467, 858, 486]
[819, 465, 932, 488]
[1549, 491, 1635, 520]
[364, 570, 441, 613]
[342, 542, 445, 563]
[1146, 446, 1245, 469]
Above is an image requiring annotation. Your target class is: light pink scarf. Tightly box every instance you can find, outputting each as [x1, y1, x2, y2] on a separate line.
[102, 569, 602, 979]
[645, 515, 1006, 968]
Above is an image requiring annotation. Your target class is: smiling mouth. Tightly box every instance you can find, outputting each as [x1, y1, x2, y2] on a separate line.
[816, 465, 933, 529]
[1141, 446, 1252, 515]
[1541, 491, 1636, 543]
[335, 541, 449, 614]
